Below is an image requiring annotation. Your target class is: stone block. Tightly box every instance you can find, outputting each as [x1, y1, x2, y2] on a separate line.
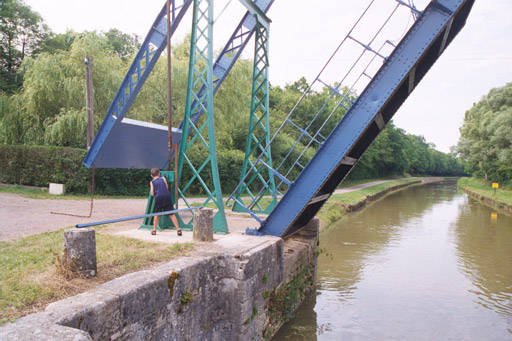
[49, 183, 66, 195]
[193, 208, 213, 242]
[63, 228, 97, 277]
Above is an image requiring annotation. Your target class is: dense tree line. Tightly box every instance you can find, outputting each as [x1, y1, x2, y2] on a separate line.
[456, 83, 512, 185]
[0, 0, 466, 195]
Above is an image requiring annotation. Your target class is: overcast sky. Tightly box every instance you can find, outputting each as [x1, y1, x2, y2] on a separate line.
[24, 0, 512, 153]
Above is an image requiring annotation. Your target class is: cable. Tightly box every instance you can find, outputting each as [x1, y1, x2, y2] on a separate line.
[214, 0, 233, 24]
[51, 169, 95, 218]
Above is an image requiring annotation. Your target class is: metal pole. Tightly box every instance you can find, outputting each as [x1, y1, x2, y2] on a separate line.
[167, 0, 179, 208]
[85, 56, 94, 149]
[167, 0, 173, 166]
[173, 143, 179, 208]
[76, 206, 204, 228]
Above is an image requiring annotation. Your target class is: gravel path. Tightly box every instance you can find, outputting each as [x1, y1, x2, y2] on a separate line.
[0, 194, 147, 241]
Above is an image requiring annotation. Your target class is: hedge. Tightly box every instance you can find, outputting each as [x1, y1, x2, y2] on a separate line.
[0, 145, 246, 196]
[0, 145, 149, 195]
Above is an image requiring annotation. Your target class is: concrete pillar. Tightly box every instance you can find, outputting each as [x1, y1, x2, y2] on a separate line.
[63, 228, 97, 277]
[193, 208, 213, 242]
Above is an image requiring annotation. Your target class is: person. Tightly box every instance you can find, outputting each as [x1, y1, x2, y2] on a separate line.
[150, 168, 182, 236]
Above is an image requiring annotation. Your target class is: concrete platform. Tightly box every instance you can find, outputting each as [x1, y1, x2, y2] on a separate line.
[113, 212, 261, 246]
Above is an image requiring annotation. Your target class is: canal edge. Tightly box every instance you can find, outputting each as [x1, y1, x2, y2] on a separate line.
[318, 177, 446, 230]
[459, 185, 512, 216]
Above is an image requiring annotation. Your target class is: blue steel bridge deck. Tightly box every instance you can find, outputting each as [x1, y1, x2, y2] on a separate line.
[258, 0, 475, 238]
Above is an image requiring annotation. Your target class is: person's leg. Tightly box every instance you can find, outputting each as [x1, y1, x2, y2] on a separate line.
[153, 215, 160, 234]
[170, 214, 182, 235]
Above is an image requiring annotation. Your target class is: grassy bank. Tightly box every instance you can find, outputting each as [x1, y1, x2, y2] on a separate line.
[458, 177, 512, 203]
[0, 185, 146, 200]
[458, 177, 512, 211]
[0, 228, 193, 324]
[318, 178, 422, 226]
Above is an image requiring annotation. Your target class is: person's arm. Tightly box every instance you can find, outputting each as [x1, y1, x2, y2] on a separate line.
[150, 181, 155, 196]
[162, 176, 169, 189]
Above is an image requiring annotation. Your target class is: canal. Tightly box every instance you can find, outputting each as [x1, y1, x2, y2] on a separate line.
[274, 180, 512, 340]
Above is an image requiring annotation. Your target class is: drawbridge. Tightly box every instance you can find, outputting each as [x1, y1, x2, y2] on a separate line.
[84, 0, 474, 238]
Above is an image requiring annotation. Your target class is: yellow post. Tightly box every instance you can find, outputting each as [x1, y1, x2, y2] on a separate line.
[492, 183, 499, 196]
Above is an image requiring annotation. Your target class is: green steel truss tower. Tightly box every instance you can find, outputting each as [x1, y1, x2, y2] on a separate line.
[177, 0, 228, 232]
[232, 10, 277, 215]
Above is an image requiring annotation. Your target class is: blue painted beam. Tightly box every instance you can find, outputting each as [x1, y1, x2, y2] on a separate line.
[76, 206, 203, 228]
[259, 0, 475, 238]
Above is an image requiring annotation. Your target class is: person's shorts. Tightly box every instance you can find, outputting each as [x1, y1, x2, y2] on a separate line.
[155, 203, 174, 213]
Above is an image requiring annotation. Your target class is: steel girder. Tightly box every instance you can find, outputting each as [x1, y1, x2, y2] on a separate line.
[177, 0, 228, 232]
[258, 0, 475, 238]
[179, 0, 274, 132]
[230, 20, 277, 216]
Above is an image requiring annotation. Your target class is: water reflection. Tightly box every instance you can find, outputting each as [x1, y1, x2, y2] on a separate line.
[274, 180, 512, 340]
[454, 196, 512, 326]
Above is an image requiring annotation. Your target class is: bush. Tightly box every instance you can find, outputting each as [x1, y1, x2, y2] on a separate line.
[0, 145, 248, 196]
[0, 145, 150, 195]
[0, 145, 89, 192]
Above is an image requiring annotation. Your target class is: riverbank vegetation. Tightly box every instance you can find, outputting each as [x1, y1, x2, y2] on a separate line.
[1, 1, 465, 196]
[0, 227, 193, 324]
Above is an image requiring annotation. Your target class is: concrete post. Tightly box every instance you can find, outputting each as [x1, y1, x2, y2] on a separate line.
[63, 228, 97, 277]
[193, 208, 214, 242]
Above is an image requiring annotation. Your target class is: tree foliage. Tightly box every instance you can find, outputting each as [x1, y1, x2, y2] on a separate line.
[103, 28, 137, 58]
[0, 0, 52, 93]
[1, 32, 125, 146]
[456, 83, 512, 183]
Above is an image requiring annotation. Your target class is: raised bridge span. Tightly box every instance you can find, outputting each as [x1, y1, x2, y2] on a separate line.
[83, 0, 475, 238]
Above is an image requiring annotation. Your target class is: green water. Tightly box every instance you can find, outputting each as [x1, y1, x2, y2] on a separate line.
[274, 180, 512, 340]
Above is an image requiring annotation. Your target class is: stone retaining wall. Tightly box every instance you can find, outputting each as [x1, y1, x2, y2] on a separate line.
[462, 188, 512, 216]
[0, 220, 319, 340]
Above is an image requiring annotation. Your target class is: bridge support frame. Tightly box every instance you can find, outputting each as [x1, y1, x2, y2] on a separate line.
[178, 0, 228, 233]
[232, 15, 277, 215]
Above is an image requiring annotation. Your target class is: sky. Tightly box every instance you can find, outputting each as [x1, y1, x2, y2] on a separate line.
[23, 0, 512, 153]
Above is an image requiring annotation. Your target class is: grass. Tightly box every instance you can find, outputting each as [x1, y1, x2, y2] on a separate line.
[0, 186, 146, 200]
[0, 227, 193, 324]
[318, 178, 421, 226]
[458, 177, 512, 205]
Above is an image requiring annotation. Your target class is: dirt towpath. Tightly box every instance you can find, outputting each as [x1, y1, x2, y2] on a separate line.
[0, 194, 148, 241]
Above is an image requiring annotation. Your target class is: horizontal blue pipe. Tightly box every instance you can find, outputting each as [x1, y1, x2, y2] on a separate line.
[76, 206, 204, 228]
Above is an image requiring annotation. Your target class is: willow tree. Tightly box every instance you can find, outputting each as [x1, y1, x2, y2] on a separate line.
[2, 32, 126, 147]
